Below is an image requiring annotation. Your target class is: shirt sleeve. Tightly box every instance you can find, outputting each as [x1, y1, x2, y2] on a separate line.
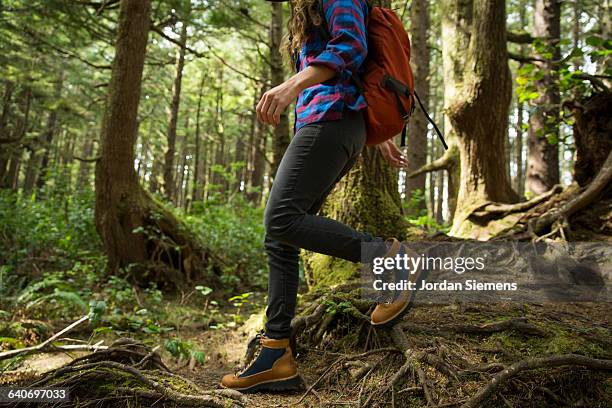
[309, 0, 368, 75]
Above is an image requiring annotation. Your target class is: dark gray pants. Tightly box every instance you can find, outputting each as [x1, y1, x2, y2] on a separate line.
[263, 109, 380, 339]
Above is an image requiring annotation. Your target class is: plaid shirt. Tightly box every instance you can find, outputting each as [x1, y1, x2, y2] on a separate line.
[294, 0, 368, 131]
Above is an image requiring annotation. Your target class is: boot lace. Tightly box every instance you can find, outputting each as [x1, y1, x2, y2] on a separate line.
[236, 331, 265, 375]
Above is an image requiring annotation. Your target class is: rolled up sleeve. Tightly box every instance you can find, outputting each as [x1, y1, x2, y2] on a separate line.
[309, 0, 368, 75]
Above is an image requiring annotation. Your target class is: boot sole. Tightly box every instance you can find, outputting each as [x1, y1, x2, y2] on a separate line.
[221, 373, 303, 393]
[371, 267, 429, 327]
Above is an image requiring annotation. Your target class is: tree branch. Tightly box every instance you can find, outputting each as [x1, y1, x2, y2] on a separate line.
[506, 30, 535, 44]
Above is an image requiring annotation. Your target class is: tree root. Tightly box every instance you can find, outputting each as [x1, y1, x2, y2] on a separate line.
[397, 317, 549, 338]
[10, 339, 245, 408]
[472, 185, 563, 218]
[460, 354, 612, 408]
[532, 149, 612, 235]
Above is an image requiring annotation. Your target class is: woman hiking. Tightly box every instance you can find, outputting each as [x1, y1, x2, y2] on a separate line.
[221, 0, 414, 392]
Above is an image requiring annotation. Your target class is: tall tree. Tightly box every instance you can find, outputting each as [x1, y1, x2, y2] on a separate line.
[405, 0, 430, 214]
[191, 71, 207, 202]
[526, 0, 561, 194]
[442, 0, 518, 238]
[269, 1, 289, 178]
[163, 5, 190, 202]
[36, 75, 64, 190]
[94, 0, 209, 285]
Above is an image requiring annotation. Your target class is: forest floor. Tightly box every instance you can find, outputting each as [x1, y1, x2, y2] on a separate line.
[175, 301, 611, 408]
[4, 295, 609, 408]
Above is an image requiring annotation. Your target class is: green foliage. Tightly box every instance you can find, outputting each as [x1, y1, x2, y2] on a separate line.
[0, 189, 103, 272]
[164, 337, 206, 365]
[408, 215, 450, 234]
[186, 195, 267, 290]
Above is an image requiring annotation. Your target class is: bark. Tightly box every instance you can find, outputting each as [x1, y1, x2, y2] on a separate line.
[210, 67, 225, 194]
[435, 145, 444, 223]
[23, 148, 42, 194]
[37, 76, 64, 190]
[405, 0, 429, 214]
[77, 135, 95, 188]
[247, 82, 267, 205]
[571, 91, 612, 187]
[163, 13, 189, 202]
[3, 88, 32, 190]
[191, 72, 206, 202]
[526, 0, 561, 195]
[515, 99, 525, 196]
[94, 0, 212, 286]
[270, 1, 289, 178]
[0, 80, 13, 139]
[233, 118, 246, 195]
[442, 0, 518, 239]
[0, 82, 13, 182]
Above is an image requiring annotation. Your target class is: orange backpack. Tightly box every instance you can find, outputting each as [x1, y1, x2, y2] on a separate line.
[319, 1, 447, 149]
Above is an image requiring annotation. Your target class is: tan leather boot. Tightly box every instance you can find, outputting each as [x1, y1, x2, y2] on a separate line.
[371, 239, 423, 326]
[220, 336, 301, 392]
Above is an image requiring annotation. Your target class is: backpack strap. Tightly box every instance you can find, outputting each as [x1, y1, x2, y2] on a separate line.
[413, 91, 448, 151]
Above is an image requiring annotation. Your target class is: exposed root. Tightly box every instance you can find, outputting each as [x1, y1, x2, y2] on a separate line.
[460, 354, 612, 408]
[397, 317, 550, 338]
[8, 339, 245, 408]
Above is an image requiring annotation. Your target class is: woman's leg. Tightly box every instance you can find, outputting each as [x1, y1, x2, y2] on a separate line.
[264, 109, 381, 339]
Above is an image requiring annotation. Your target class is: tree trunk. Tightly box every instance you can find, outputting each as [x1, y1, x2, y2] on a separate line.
[163, 13, 189, 202]
[515, 99, 525, 196]
[526, 0, 561, 195]
[37, 76, 63, 190]
[191, 72, 206, 203]
[248, 82, 267, 205]
[270, 1, 289, 178]
[234, 117, 246, 195]
[3, 88, 32, 190]
[442, 0, 517, 239]
[94, 0, 212, 287]
[77, 135, 95, 189]
[405, 0, 429, 214]
[23, 148, 42, 194]
[571, 91, 612, 187]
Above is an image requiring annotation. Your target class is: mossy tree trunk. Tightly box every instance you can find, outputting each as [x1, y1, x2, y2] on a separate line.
[94, 0, 214, 288]
[441, 0, 518, 239]
[526, 0, 561, 195]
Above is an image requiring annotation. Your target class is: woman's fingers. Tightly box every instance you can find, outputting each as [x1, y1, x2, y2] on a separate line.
[267, 98, 280, 126]
[256, 94, 266, 124]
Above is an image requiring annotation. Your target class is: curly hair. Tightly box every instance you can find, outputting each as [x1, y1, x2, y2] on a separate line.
[282, 0, 324, 60]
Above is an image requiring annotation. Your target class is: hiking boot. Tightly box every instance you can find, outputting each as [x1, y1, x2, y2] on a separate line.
[371, 239, 424, 326]
[220, 334, 301, 393]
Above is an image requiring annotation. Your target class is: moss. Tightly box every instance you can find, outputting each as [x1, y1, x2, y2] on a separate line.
[482, 322, 608, 359]
[304, 254, 358, 289]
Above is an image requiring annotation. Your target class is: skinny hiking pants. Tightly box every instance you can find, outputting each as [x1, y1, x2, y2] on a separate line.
[263, 108, 382, 339]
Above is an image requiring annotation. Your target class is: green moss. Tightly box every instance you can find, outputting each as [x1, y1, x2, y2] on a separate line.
[304, 254, 358, 289]
[482, 322, 608, 359]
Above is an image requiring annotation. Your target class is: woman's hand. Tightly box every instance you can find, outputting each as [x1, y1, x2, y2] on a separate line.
[256, 66, 335, 126]
[378, 140, 408, 168]
[256, 80, 301, 126]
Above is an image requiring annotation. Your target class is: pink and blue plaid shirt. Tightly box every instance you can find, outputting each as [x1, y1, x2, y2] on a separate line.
[294, 0, 368, 131]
